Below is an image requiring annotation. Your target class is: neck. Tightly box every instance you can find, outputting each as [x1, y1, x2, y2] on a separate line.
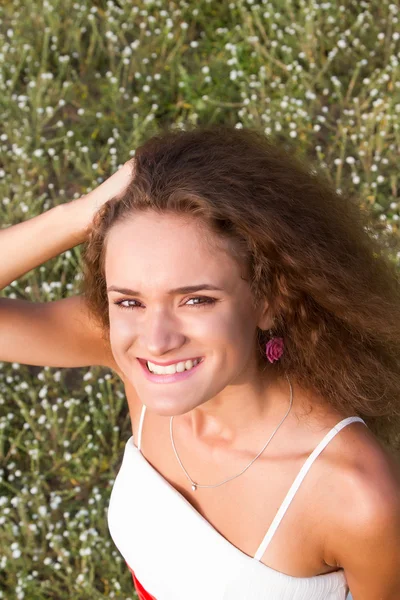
[183, 367, 293, 449]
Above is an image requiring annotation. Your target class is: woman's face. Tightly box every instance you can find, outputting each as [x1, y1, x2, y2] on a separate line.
[104, 211, 270, 416]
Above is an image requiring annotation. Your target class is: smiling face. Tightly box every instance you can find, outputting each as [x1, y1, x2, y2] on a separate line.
[104, 210, 271, 417]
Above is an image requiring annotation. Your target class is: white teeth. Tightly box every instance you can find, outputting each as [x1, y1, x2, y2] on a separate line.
[146, 358, 201, 375]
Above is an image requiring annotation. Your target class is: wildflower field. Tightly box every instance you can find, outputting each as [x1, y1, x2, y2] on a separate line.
[0, 0, 399, 598]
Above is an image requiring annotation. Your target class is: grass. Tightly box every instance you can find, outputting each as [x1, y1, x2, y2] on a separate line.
[0, 0, 399, 597]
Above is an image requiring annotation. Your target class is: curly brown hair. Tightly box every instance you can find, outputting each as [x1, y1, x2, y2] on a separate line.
[81, 124, 400, 454]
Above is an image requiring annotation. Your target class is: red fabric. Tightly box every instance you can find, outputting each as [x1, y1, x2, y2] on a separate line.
[127, 563, 157, 600]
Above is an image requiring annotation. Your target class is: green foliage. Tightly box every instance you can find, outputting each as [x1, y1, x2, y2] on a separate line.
[0, 0, 399, 597]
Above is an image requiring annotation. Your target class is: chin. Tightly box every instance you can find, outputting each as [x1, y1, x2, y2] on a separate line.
[143, 396, 202, 418]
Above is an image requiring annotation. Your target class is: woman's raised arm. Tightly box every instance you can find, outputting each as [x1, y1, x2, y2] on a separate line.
[0, 160, 134, 290]
[0, 160, 134, 369]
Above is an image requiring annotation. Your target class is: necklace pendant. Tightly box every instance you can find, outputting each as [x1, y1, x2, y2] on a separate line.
[191, 484, 197, 491]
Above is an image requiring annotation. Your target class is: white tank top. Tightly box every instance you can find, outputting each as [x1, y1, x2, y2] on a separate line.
[108, 405, 365, 599]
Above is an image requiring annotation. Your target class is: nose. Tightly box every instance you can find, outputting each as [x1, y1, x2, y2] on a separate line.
[139, 308, 186, 357]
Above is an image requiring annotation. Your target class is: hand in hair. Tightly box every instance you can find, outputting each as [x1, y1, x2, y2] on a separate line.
[79, 158, 136, 225]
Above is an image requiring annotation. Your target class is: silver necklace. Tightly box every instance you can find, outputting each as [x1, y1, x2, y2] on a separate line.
[170, 373, 293, 491]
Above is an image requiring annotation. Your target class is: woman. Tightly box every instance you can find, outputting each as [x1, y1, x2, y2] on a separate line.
[1, 125, 400, 600]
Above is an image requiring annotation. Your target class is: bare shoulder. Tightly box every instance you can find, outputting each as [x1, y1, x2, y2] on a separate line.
[322, 420, 400, 535]
[321, 422, 400, 598]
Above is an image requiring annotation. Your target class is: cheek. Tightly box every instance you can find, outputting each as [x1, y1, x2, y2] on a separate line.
[108, 311, 135, 349]
[204, 309, 252, 349]
[220, 306, 258, 354]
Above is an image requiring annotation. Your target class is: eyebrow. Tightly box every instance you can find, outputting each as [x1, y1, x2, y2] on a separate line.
[106, 284, 224, 296]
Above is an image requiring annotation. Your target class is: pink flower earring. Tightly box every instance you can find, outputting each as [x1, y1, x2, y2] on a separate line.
[265, 329, 284, 363]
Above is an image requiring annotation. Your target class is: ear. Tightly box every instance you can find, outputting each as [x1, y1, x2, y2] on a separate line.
[256, 298, 273, 331]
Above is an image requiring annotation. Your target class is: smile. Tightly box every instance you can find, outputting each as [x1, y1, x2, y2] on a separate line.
[137, 357, 204, 384]
[147, 358, 202, 375]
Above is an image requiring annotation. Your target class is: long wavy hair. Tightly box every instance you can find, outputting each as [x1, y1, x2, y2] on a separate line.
[81, 124, 400, 454]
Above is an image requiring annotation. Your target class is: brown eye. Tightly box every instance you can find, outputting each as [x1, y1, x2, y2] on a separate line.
[185, 297, 216, 307]
[114, 299, 141, 310]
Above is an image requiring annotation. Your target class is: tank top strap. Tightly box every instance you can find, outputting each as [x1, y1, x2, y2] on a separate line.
[253, 416, 367, 561]
[137, 404, 147, 451]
